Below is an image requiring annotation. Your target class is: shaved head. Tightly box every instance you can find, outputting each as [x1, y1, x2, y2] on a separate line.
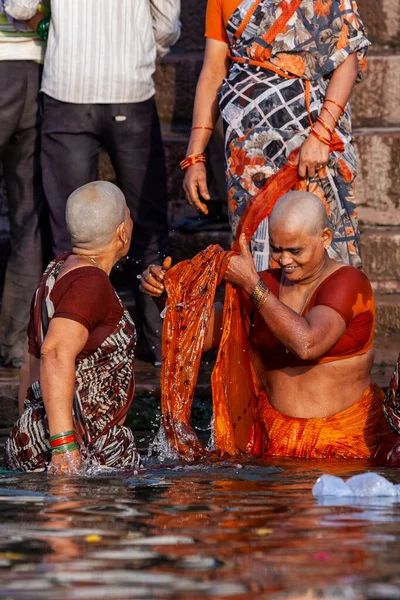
[66, 181, 127, 249]
[270, 191, 328, 237]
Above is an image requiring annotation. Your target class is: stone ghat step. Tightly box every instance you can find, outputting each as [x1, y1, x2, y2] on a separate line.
[155, 53, 400, 128]
[376, 293, 400, 334]
[176, 0, 400, 52]
[361, 226, 400, 292]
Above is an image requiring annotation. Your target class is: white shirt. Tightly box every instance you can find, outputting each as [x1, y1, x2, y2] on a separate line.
[41, 0, 181, 104]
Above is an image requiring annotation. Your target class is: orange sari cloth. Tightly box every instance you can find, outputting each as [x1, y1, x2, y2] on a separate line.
[247, 384, 392, 460]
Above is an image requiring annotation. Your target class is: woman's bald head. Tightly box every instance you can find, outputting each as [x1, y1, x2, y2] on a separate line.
[66, 181, 127, 249]
[270, 191, 328, 238]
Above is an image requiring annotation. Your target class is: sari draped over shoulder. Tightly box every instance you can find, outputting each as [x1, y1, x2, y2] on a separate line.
[219, 0, 370, 270]
[6, 254, 142, 472]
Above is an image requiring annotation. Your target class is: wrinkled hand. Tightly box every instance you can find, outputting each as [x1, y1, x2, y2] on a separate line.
[183, 163, 210, 215]
[224, 234, 259, 293]
[48, 449, 82, 475]
[297, 133, 330, 179]
[139, 256, 172, 297]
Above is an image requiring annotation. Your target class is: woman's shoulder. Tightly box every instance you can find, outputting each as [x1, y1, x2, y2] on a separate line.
[320, 265, 371, 292]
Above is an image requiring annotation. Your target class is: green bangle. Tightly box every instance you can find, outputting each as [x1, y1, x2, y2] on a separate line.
[51, 442, 80, 455]
[36, 15, 50, 41]
[49, 430, 75, 442]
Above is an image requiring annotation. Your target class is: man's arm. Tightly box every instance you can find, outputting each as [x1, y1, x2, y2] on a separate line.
[150, 0, 181, 57]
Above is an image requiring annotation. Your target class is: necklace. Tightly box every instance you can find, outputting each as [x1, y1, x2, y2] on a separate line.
[72, 253, 103, 271]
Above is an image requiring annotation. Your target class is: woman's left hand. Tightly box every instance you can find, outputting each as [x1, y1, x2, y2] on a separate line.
[297, 133, 330, 179]
[224, 234, 259, 293]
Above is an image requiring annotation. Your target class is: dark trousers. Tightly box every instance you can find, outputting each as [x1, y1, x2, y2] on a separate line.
[0, 61, 45, 363]
[41, 95, 169, 361]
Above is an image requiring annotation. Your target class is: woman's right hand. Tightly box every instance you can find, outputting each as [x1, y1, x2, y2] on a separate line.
[49, 449, 82, 475]
[183, 163, 210, 215]
[140, 256, 172, 297]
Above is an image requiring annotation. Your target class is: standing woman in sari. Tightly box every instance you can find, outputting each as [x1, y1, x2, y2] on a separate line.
[183, 0, 370, 270]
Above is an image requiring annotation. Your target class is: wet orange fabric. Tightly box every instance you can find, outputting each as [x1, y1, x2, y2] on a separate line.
[247, 384, 392, 459]
[160, 143, 375, 461]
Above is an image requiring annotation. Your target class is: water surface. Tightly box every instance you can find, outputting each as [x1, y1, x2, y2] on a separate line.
[0, 458, 400, 599]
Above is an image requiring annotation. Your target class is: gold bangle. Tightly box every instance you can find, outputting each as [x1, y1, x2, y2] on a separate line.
[250, 278, 270, 310]
[256, 288, 271, 311]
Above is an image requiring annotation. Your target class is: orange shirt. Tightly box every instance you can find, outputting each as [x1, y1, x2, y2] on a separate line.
[205, 0, 242, 44]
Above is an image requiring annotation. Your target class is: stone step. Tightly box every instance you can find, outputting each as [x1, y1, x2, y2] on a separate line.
[360, 226, 400, 292]
[375, 293, 400, 334]
[175, 0, 400, 52]
[155, 53, 400, 128]
[355, 127, 400, 226]
[371, 332, 399, 388]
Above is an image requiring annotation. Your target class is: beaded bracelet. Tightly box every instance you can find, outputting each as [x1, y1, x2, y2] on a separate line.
[180, 152, 206, 171]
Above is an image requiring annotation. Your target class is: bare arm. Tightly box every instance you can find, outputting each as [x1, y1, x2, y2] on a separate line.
[183, 38, 230, 214]
[298, 53, 359, 179]
[224, 235, 346, 361]
[40, 318, 89, 473]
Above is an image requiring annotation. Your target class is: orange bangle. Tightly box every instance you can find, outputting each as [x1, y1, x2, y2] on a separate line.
[324, 98, 345, 113]
[310, 128, 331, 147]
[316, 117, 334, 137]
[191, 126, 213, 131]
[320, 105, 338, 124]
[180, 152, 206, 171]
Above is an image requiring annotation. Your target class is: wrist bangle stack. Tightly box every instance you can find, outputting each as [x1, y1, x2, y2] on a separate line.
[49, 430, 79, 455]
[180, 152, 206, 171]
[250, 278, 271, 311]
[310, 127, 331, 147]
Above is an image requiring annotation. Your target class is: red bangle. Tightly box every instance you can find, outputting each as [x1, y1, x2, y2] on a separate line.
[316, 117, 334, 137]
[50, 435, 77, 448]
[324, 98, 345, 113]
[310, 127, 331, 147]
[180, 152, 206, 171]
[190, 126, 213, 131]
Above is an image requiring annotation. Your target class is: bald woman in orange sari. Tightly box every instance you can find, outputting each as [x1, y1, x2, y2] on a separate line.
[183, 0, 370, 271]
[141, 192, 391, 461]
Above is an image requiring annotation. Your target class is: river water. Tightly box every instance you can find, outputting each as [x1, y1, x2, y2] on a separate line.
[0, 457, 400, 599]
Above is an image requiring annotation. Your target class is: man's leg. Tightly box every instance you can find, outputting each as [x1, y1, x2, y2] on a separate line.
[104, 98, 169, 363]
[0, 61, 44, 366]
[41, 95, 102, 255]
